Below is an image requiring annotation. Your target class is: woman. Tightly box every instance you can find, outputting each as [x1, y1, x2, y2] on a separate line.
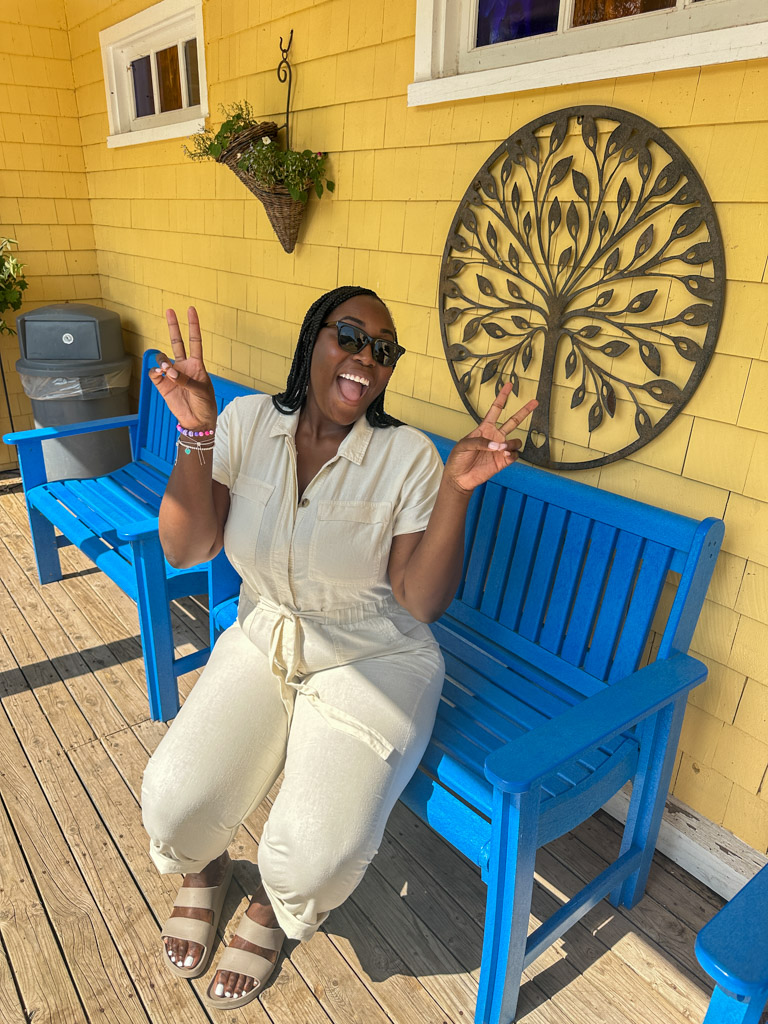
[141, 286, 536, 1010]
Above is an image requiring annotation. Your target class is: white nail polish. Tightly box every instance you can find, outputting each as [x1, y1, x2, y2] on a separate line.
[214, 984, 224, 996]
[184, 954, 194, 967]
[225, 991, 232, 998]
[170, 954, 176, 962]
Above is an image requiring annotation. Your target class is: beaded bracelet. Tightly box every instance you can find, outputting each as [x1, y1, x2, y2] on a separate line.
[176, 425, 215, 438]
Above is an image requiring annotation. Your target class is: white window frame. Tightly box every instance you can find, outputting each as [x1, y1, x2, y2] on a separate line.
[410, 0, 768, 106]
[100, 0, 208, 149]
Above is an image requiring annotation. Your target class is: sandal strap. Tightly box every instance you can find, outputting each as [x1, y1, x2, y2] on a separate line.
[161, 915, 212, 945]
[234, 915, 285, 951]
[172, 886, 221, 910]
[215, 946, 275, 981]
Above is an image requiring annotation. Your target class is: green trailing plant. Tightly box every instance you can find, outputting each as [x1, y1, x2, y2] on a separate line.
[183, 100, 264, 161]
[0, 238, 28, 335]
[238, 135, 335, 204]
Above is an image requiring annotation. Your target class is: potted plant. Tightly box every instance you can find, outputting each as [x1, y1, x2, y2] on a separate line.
[185, 102, 334, 253]
[0, 237, 28, 336]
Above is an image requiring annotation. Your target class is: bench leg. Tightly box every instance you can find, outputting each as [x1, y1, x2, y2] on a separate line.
[133, 537, 179, 722]
[611, 696, 687, 910]
[703, 985, 768, 1024]
[28, 505, 63, 584]
[476, 786, 541, 1024]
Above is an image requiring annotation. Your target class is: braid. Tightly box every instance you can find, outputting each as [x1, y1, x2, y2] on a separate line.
[272, 285, 404, 428]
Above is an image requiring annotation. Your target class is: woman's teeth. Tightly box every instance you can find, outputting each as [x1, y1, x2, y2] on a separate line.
[339, 373, 370, 388]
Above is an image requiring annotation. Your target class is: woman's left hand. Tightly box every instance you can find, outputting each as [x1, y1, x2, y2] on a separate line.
[444, 384, 538, 495]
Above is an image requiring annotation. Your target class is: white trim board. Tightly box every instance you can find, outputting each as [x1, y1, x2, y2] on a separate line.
[602, 787, 768, 901]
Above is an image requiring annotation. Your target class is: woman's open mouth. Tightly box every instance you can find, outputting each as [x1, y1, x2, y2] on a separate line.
[337, 372, 371, 403]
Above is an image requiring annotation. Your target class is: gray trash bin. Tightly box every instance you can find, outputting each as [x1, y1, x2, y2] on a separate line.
[15, 303, 133, 481]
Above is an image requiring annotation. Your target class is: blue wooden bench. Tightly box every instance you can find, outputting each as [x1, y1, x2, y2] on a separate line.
[3, 348, 252, 722]
[210, 425, 723, 1024]
[695, 864, 768, 1024]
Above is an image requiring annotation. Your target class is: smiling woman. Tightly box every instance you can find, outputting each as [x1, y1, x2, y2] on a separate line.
[139, 285, 536, 1009]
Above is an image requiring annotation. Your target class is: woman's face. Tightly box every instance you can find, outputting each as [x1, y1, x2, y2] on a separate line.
[306, 294, 397, 428]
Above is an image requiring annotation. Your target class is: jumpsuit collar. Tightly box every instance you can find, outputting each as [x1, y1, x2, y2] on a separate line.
[269, 409, 374, 465]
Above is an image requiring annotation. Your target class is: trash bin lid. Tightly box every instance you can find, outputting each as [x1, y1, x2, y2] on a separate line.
[16, 354, 133, 376]
[17, 303, 121, 323]
[17, 303, 125, 363]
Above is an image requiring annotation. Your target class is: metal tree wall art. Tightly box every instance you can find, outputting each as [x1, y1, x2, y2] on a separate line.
[440, 106, 725, 470]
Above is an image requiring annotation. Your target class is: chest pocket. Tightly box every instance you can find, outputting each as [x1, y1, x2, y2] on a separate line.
[224, 473, 275, 570]
[308, 500, 393, 587]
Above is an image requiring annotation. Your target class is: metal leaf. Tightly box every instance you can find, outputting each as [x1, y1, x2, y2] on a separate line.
[509, 372, 520, 396]
[521, 343, 532, 370]
[635, 407, 653, 440]
[588, 400, 603, 431]
[599, 341, 629, 357]
[565, 349, 577, 379]
[671, 208, 703, 240]
[637, 146, 652, 182]
[462, 317, 483, 342]
[511, 315, 530, 329]
[447, 343, 471, 361]
[549, 114, 568, 154]
[510, 182, 520, 211]
[476, 274, 495, 297]
[481, 359, 499, 383]
[508, 139, 526, 166]
[571, 384, 586, 408]
[578, 325, 601, 338]
[557, 246, 573, 273]
[459, 370, 472, 394]
[643, 378, 683, 404]
[507, 243, 519, 272]
[486, 221, 498, 251]
[506, 279, 522, 300]
[617, 178, 631, 213]
[478, 170, 498, 201]
[548, 156, 572, 190]
[521, 132, 539, 162]
[572, 169, 590, 203]
[598, 211, 610, 238]
[604, 248, 620, 275]
[482, 322, 510, 339]
[669, 184, 693, 205]
[566, 201, 580, 240]
[649, 161, 682, 198]
[444, 282, 460, 298]
[633, 224, 654, 260]
[548, 197, 561, 233]
[443, 306, 462, 325]
[601, 380, 616, 416]
[581, 114, 597, 152]
[678, 303, 712, 326]
[448, 232, 470, 252]
[680, 275, 716, 299]
[444, 258, 464, 278]
[671, 335, 703, 361]
[627, 290, 657, 314]
[523, 211, 532, 236]
[639, 341, 661, 376]
[605, 121, 632, 159]
[680, 242, 715, 265]
[462, 207, 478, 233]
[592, 289, 614, 308]
[501, 156, 514, 187]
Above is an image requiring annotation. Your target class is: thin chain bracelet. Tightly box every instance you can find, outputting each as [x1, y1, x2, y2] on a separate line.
[175, 424, 216, 465]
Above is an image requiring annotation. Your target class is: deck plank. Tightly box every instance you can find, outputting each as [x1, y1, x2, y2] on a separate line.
[0, 940, 26, 1024]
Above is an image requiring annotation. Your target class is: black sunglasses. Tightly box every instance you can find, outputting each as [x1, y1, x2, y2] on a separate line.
[323, 320, 406, 368]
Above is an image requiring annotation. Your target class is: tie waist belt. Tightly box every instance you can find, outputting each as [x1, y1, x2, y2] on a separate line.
[248, 594, 396, 760]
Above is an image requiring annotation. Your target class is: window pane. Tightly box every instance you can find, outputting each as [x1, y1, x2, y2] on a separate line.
[476, 0, 560, 47]
[156, 45, 183, 112]
[184, 38, 200, 106]
[131, 55, 155, 117]
[572, 0, 674, 28]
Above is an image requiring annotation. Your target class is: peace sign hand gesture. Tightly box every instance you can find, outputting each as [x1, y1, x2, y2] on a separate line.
[149, 307, 217, 430]
[444, 384, 537, 495]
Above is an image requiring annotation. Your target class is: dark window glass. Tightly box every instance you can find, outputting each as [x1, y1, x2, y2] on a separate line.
[476, 0, 560, 47]
[184, 38, 200, 106]
[156, 44, 183, 112]
[572, 0, 674, 27]
[131, 55, 155, 118]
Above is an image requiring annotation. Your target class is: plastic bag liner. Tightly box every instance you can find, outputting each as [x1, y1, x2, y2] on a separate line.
[18, 365, 132, 400]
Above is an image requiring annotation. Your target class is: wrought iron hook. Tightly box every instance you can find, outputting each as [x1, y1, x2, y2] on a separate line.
[277, 30, 293, 150]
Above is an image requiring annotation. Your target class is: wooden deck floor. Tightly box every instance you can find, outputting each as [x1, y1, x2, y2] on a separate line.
[0, 468, 727, 1024]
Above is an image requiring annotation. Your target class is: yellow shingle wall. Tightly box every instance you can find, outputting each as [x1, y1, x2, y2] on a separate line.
[0, 1, 98, 468]
[9, 0, 768, 850]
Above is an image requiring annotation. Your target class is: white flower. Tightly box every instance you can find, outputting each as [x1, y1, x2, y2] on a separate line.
[262, 136, 272, 145]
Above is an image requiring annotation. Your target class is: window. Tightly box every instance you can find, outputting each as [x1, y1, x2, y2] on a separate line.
[410, 0, 768, 106]
[100, 0, 208, 148]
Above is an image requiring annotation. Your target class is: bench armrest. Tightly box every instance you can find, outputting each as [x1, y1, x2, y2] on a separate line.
[485, 653, 707, 793]
[116, 517, 160, 542]
[4, 413, 139, 445]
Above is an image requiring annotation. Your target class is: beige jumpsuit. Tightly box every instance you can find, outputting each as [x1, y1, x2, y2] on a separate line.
[141, 396, 446, 941]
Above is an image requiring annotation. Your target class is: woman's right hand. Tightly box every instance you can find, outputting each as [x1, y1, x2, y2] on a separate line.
[149, 307, 217, 429]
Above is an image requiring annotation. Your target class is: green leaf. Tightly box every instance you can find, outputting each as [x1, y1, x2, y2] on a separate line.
[209, 143, 222, 158]
[327, 180, 335, 192]
[315, 181, 323, 199]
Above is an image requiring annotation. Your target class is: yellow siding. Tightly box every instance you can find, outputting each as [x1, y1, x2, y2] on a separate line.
[2, 0, 767, 850]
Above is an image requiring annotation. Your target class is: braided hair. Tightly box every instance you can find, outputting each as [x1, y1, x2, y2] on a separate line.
[272, 285, 403, 428]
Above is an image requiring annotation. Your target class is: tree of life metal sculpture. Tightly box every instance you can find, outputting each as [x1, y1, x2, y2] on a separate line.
[440, 106, 725, 470]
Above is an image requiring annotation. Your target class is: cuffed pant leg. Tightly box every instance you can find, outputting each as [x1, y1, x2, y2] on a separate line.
[258, 643, 444, 941]
[141, 622, 289, 874]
